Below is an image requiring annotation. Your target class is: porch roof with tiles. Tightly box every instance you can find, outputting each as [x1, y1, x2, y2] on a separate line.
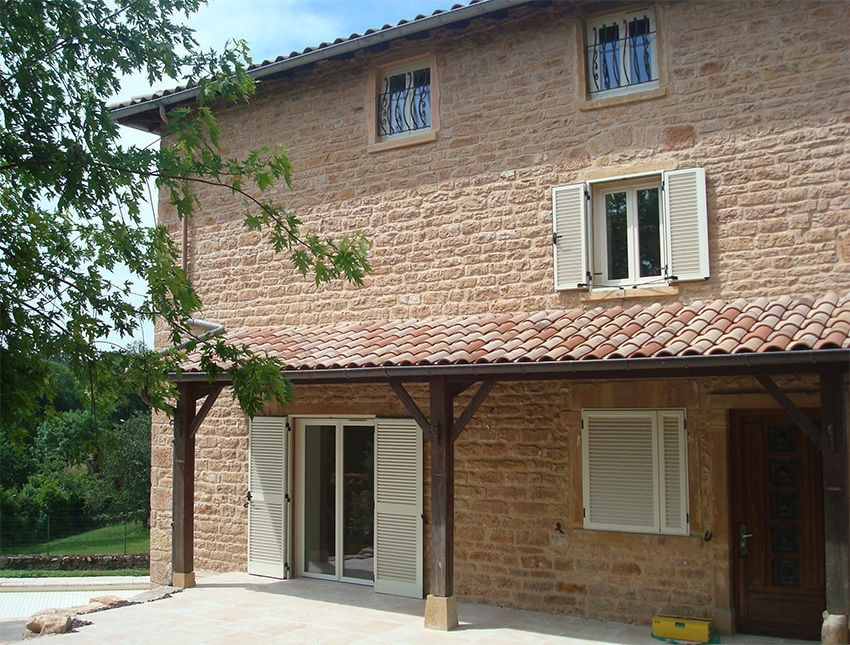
[178, 293, 850, 383]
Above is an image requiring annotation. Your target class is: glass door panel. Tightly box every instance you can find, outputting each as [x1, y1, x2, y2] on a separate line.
[342, 425, 374, 582]
[303, 424, 336, 576]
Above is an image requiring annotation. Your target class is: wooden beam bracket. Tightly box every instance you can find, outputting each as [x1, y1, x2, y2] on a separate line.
[450, 379, 496, 443]
[389, 379, 436, 442]
[755, 374, 827, 452]
[189, 384, 225, 438]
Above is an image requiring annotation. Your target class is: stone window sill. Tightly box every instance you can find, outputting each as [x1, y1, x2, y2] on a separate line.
[580, 285, 679, 302]
[580, 86, 667, 111]
[367, 130, 436, 154]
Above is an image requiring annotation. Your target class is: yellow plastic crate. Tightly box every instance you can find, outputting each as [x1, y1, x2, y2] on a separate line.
[652, 614, 715, 643]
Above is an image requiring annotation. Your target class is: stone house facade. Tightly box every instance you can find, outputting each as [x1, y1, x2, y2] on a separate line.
[113, 0, 850, 640]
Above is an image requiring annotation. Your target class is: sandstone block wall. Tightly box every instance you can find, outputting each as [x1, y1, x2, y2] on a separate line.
[149, 0, 848, 630]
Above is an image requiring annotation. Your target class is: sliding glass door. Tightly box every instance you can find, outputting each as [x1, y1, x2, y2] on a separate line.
[298, 420, 375, 584]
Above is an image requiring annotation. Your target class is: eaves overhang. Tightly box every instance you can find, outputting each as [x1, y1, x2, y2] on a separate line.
[109, 0, 534, 130]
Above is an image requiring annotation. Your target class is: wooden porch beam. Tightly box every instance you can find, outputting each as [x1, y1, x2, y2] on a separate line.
[428, 376, 454, 600]
[189, 384, 225, 438]
[389, 379, 436, 443]
[450, 379, 495, 443]
[820, 365, 849, 622]
[755, 374, 827, 452]
[449, 380, 475, 398]
[172, 383, 196, 588]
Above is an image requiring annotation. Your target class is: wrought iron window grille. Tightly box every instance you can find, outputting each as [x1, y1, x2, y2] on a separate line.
[377, 68, 431, 137]
[588, 15, 657, 95]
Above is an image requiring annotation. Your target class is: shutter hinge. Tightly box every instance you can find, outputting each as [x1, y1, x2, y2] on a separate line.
[552, 232, 560, 245]
[582, 507, 586, 518]
[285, 493, 291, 503]
[285, 422, 291, 432]
[285, 562, 290, 572]
[576, 271, 593, 290]
[686, 512, 689, 524]
[661, 181, 665, 192]
[584, 188, 590, 200]
[580, 418, 584, 429]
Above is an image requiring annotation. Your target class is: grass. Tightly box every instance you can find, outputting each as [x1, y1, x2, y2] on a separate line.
[1, 521, 149, 556]
[0, 568, 148, 578]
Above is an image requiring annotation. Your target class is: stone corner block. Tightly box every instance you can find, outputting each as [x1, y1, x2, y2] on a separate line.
[424, 594, 458, 631]
[822, 612, 848, 645]
[172, 571, 196, 589]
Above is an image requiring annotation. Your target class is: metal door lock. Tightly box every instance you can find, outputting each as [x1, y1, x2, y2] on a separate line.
[738, 523, 753, 556]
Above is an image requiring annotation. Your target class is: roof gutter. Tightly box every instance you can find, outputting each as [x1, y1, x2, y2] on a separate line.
[109, 0, 531, 125]
[170, 348, 850, 384]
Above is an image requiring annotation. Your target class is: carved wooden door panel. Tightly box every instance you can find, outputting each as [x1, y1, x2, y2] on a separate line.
[730, 410, 825, 640]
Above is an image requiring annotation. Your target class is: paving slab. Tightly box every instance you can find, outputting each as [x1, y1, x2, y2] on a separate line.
[31, 572, 817, 645]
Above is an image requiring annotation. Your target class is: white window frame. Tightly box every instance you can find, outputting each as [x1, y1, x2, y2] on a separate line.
[293, 415, 376, 586]
[591, 175, 666, 288]
[581, 408, 689, 536]
[585, 6, 659, 100]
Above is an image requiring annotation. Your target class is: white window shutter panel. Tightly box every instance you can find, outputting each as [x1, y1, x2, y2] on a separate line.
[659, 411, 689, 535]
[582, 411, 658, 533]
[248, 417, 291, 578]
[664, 168, 709, 282]
[374, 418, 423, 598]
[552, 183, 589, 290]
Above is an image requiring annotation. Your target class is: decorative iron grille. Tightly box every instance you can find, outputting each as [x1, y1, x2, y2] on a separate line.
[588, 15, 657, 94]
[376, 68, 431, 137]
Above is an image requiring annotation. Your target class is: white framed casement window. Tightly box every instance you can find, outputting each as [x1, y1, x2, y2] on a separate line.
[552, 168, 709, 291]
[592, 176, 664, 287]
[585, 7, 659, 99]
[581, 409, 689, 535]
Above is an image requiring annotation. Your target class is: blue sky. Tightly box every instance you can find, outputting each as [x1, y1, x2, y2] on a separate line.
[111, 0, 452, 348]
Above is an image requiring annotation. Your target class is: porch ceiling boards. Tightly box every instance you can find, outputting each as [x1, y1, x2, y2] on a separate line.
[176, 292, 850, 384]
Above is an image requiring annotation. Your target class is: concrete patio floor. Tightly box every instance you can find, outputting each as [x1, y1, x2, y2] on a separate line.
[33, 572, 815, 645]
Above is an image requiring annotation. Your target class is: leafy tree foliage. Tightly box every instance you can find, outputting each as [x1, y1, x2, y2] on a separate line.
[1, 358, 152, 546]
[0, 0, 370, 422]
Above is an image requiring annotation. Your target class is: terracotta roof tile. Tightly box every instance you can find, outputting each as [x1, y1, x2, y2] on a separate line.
[183, 294, 850, 372]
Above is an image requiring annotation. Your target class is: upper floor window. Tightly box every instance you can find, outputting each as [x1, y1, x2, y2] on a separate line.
[368, 55, 439, 153]
[586, 7, 658, 98]
[592, 177, 663, 286]
[552, 168, 709, 292]
[377, 64, 431, 137]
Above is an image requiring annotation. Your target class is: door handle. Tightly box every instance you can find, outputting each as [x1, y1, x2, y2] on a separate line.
[738, 523, 753, 556]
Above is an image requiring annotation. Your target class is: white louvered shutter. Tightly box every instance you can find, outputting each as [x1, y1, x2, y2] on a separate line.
[552, 183, 590, 290]
[373, 418, 423, 598]
[248, 416, 290, 578]
[659, 411, 689, 535]
[663, 168, 709, 282]
[582, 410, 659, 532]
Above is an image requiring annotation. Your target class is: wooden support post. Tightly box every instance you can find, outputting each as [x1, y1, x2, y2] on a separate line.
[172, 384, 197, 589]
[821, 366, 849, 641]
[425, 376, 458, 630]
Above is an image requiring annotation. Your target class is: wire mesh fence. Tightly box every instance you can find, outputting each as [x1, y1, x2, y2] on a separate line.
[0, 509, 149, 556]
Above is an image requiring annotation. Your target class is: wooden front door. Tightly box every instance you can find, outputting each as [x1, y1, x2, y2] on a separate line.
[730, 410, 825, 640]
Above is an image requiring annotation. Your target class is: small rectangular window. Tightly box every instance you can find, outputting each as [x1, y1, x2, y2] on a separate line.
[377, 64, 431, 138]
[582, 409, 688, 535]
[586, 8, 659, 98]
